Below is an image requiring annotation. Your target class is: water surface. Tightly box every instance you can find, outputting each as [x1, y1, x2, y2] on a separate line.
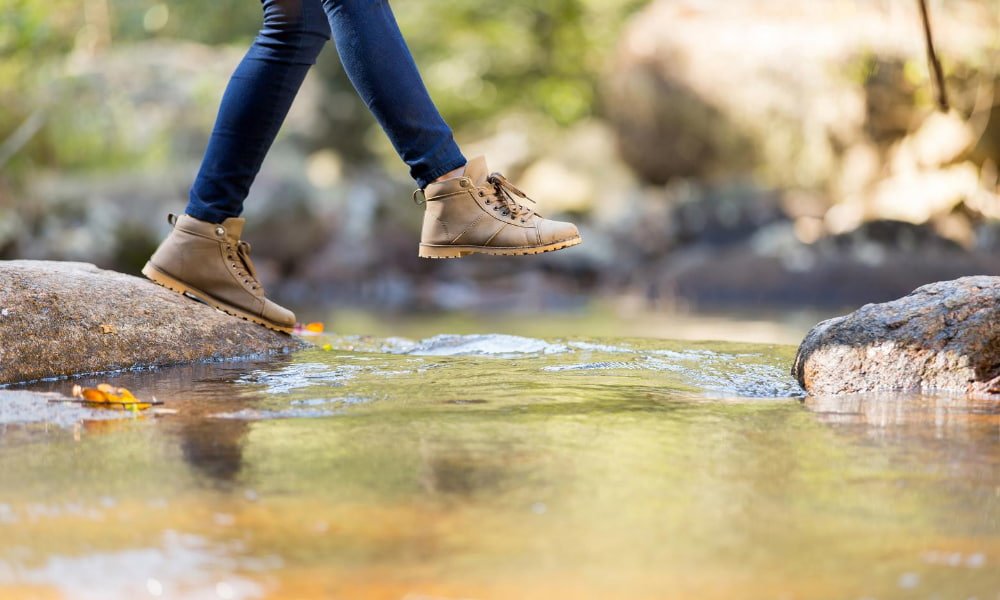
[0, 332, 997, 599]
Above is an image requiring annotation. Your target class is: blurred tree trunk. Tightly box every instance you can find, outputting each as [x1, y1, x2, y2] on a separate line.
[918, 0, 949, 111]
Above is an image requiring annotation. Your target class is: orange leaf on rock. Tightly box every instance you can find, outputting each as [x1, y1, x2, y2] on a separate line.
[305, 322, 324, 333]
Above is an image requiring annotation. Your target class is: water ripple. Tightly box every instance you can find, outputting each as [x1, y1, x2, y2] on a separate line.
[289, 396, 369, 407]
[211, 407, 339, 420]
[394, 334, 569, 357]
[237, 363, 361, 394]
[543, 353, 801, 398]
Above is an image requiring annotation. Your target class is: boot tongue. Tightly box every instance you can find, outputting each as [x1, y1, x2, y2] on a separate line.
[462, 156, 489, 187]
[220, 217, 245, 241]
[219, 217, 261, 291]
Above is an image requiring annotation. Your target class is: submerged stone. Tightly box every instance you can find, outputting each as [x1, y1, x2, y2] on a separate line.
[793, 276, 1000, 396]
[0, 261, 304, 384]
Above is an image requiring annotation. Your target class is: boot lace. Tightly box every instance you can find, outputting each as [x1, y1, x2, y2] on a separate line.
[485, 172, 536, 222]
[226, 240, 262, 292]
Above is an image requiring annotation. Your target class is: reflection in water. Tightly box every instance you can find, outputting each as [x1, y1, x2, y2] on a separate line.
[806, 392, 1000, 486]
[0, 333, 997, 599]
[177, 419, 250, 485]
[417, 435, 522, 498]
[808, 391, 998, 427]
[807, 392, 999, 441]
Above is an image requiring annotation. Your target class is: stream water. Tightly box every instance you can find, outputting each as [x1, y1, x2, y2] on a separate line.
[0, 327, 997, 599]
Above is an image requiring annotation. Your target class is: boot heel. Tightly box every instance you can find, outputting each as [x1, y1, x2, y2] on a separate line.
[142, 262, 190, 295]
[419, 244, 467, 259]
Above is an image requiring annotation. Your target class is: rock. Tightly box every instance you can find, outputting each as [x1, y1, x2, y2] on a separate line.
[792, 277, 1000, 396]
[0, 261, 304, 384]
[0, 390, 128, 427]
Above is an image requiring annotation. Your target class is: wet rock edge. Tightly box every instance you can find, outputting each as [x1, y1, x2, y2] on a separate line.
[0, 261, 308, 385]
[793, 276, 1000, 397]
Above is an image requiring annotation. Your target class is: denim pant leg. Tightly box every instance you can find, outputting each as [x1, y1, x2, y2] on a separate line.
[321, 0, 466, 188]
[186, 0, 331, 223]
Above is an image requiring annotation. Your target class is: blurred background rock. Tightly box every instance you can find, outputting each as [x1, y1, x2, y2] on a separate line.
[2, 0, 998, 318]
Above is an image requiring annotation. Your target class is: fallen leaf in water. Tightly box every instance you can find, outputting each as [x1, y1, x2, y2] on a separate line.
[294, 322, 326, 336]
[80, 387, 108, 403]
[71, 383, 155, 410]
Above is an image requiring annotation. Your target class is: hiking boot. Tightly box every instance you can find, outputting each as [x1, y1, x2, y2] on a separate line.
[415, 156, 582, 258]
[141, 214, 295, 333]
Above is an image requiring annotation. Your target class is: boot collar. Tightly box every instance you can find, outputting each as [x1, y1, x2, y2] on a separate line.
[423, 156, 489, 199]
[175, 213, 246, 242]
[218, 217, 246, 241]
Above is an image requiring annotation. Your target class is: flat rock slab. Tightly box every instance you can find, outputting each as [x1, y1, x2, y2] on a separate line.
[793, 276, 1000, 396]
[0, 261, 304, 384]
[0, 390, 129, 427]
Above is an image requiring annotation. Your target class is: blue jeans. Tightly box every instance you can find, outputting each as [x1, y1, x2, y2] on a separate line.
[186, 0, 467, 223]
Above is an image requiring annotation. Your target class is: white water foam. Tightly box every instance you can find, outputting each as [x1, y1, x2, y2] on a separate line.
[237, 363, 361, 394]
[396, 334, 569, 357]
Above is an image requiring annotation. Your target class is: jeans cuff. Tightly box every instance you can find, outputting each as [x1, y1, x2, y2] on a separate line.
[184, 203, 231, 225]
[415, 149, 468, 189]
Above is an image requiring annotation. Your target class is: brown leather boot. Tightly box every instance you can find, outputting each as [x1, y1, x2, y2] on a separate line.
[416, 156, 581, 258]
[141, 214, 295, 333]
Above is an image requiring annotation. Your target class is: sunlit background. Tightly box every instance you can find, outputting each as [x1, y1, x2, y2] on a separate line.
[2, 0, 999, 342]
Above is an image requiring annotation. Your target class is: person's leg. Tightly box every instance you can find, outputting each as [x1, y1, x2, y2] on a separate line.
[144, 0, 333, 332]
[319, 0, 579, 259]
[186, 0, 332, 223]
[320, 0, 466, 188]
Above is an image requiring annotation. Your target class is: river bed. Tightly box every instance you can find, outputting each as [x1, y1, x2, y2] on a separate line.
[0, 323, 997, 599]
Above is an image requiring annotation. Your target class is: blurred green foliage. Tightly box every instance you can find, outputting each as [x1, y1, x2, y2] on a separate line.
[0, 0, 643, 180]
[395, 0, 645, 128]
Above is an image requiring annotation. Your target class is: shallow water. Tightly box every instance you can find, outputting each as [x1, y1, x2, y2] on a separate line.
[0, 332, 997, 599]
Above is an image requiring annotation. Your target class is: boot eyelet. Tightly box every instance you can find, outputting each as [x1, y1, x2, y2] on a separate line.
[478, 191, 485, 197]
[215, 227, 225, 237]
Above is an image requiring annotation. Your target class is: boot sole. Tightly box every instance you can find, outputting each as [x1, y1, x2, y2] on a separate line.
[141, 263, 294, 335]
[418, 235, 582, 259]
